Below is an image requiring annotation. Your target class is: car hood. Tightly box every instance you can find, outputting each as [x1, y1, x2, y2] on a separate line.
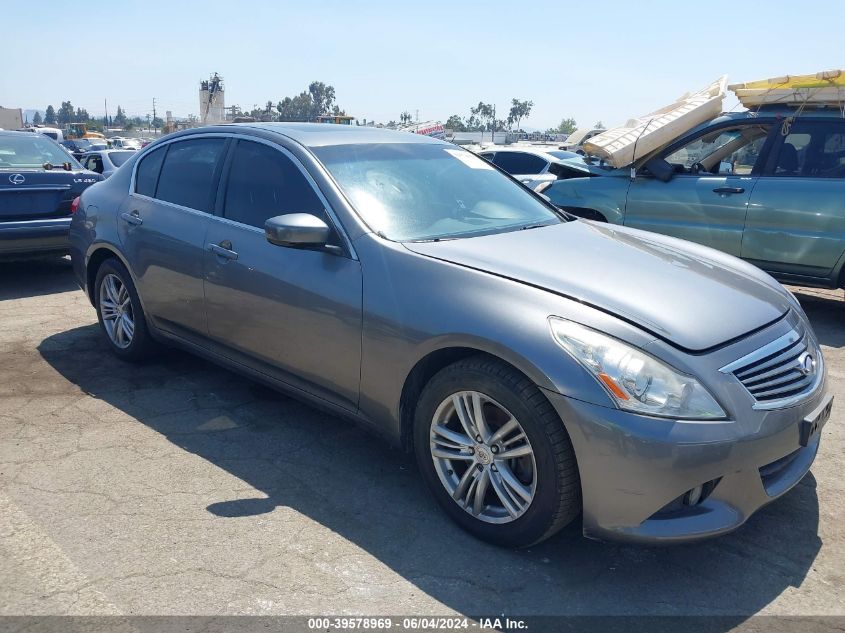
[403, 221, 791, 352]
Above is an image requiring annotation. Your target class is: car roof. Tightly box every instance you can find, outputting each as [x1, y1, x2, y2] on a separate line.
[0, 130, 48, 138]
[84, 149, 132, 154]
[168, 122, 445, 148]
[478, 146, 574, 162]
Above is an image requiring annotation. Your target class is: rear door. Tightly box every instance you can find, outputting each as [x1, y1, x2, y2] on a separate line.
[623, 122, 772, 256]
[203, 138, 362, 410]
[742, 118, 845, 281]
[119, 136, 228, 339]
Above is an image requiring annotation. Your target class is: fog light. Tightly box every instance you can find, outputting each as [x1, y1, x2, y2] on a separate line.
[683, 486, 703, 506]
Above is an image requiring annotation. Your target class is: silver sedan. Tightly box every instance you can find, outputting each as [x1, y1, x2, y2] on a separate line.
[69, 124, 831, 546]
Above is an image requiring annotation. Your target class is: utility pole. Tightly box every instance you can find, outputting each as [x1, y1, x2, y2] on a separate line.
[104, 98, 108, 129]
[152, 98, 157, 134]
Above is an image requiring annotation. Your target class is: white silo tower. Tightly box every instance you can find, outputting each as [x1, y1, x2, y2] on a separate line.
[199, 73, 225, 124]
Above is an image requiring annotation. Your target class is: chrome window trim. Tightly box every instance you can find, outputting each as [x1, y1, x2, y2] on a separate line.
[128, 132, 234, 198]
[128, 131, 357, 259]
[218, 135, 357, 259]
[127, 192, 216, 220]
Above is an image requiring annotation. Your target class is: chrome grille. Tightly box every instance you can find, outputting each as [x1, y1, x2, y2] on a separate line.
[720, 330, 821, 407]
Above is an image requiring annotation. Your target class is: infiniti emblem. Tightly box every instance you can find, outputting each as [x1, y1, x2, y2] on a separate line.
[798, 352, 817, 377]
[9, 173, 25, 185]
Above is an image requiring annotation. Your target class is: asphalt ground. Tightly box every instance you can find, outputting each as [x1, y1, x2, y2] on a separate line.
[1, 257, 843, 629]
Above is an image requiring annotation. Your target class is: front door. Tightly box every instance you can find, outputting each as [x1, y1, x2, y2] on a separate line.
[624, 123, 772, 256]
[119, 137, 228, 338]
[742, 118, 845, 281]
[203, 139, 362, 411]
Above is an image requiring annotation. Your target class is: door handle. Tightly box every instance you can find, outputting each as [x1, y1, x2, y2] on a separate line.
[120, 211, 143, 225]
[208, 241, 238, 261]
[712, 187, 745, 195]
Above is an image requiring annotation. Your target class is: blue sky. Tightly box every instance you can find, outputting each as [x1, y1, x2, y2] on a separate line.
[2, 0, 842, 130]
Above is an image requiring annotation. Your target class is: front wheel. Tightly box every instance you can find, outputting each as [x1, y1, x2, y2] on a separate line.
[94, 259, 156, 361]
[414, 356, 581, 547]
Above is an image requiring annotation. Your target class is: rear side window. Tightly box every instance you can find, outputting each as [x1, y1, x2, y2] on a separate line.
[493, 152, 548, 175]
[223, 140, 325, 229]
[769, 120, 845, 178]
[134, 146, 166, 197]
[155, 138, 226, 211]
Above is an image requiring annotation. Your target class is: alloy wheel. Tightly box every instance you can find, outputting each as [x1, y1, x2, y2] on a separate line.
[99, 273, 135, 349]
[430, 391, 537, 524]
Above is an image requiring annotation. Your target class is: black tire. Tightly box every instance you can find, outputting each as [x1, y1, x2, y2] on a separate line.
[413, 355, 581, 547]
[93, 258, 157, 362]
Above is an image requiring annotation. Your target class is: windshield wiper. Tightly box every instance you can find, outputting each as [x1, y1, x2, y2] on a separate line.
[519, 222, 555, 231]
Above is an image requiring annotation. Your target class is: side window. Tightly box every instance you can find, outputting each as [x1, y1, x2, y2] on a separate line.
[664, 125, 771, 175]
[771, 121, 845, 178]
[89, 155, 104, 174]
[135, 146, 166, 197]
[155, 138, 226, 211]
[493, 152, 548, 175]
[223, 140, 325, 229]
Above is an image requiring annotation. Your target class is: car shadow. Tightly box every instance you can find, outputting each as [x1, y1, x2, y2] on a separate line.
[791, 288, 845, 349]
[36, 323, 822, 625]
[0, 256, 78, 301]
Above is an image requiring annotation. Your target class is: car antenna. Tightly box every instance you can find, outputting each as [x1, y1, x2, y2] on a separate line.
[630, 117, 655, 180]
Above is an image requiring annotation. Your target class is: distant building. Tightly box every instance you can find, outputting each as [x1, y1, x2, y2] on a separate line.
[199, 73, 225, 125]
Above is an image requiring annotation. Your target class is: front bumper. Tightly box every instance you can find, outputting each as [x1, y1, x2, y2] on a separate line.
[0, 217, 72, 256]
[543, 383, 831, 544]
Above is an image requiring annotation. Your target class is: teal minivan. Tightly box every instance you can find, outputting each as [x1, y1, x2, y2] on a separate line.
[541, 107, 845, 288]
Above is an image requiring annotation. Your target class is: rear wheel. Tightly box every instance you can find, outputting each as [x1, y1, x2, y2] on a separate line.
[414, 356, 581, 547]
[94, 259, 156, 361]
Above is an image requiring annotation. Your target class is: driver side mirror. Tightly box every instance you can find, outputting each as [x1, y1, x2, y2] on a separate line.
[265, 213, 331, 248]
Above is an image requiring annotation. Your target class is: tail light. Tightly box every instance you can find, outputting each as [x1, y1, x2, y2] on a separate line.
[70, 196, 81, 214]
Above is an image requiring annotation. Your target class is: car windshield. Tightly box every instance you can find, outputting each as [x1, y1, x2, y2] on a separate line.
[314, 143, 563, 241]
[108, 151, 134, 167]
[0, 134, 79, 169]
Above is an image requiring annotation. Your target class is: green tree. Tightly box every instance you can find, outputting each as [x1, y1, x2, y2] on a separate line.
[75, 107, 90, 122]
[57, 101, 75, 126]
[308, 81, 336, 119]
[152, 116, 164, 130]
[32, 111, 43, 125]
[446, 114, 466, 132]
[114, 106, 127, 128]
[594, 121, 606, 129]
[400, 111, 412, 124]
[507, 98, 534, 131]
[277, 93, 313, 121]
[470, 102, 496, 140]
[44, 105, 56, 125]
[557, 117, 577, 135]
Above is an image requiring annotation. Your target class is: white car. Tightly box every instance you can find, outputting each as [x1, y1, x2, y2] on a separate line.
[79, 149, 136, 178]
[558, 128, 606, 155]
[477, 147, 588, 189]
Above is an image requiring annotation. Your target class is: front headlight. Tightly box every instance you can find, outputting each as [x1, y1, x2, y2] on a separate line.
[549, 317, 726, 420]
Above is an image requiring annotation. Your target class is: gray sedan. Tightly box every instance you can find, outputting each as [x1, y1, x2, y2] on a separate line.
[69, 124, 831, 546]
